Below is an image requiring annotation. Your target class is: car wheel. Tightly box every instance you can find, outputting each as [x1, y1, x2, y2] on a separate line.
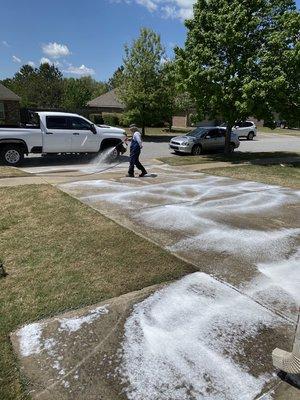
[191, 145, 202, 156]
[247, 131, 254, 140]
[1, 145, 24, 166]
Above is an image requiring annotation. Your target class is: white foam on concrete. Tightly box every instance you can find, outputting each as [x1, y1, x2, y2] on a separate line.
[257, 249, 300, 304]
[119, 272, 283, 400]
[18, 322, 43, 357]
[59, 305, 109, 333]
[170, 226, 300, 262]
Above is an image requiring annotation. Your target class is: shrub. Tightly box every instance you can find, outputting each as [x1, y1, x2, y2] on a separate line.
[102, 113, 120, 126]
[93, 114, 104, 124]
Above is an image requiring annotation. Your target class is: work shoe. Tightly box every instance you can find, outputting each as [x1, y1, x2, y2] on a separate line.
[139, 171, 148, 177]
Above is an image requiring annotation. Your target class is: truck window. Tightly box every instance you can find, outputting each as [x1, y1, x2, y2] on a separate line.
[70, 117, 91, 130]
[46, 116, 68, 129]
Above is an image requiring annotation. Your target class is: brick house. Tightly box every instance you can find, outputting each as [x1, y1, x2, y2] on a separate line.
[87, 89, 125, 122]
[0, 83, 21, 125]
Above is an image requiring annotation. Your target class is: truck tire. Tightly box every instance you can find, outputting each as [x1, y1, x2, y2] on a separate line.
[1, 145, 24, 166]
[108, 147, 120, 161]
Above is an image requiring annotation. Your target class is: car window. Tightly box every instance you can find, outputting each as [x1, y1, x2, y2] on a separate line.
[218, 129, 226, 137]
[186, 127, 207, 137]
[207, 129, 220, 138]
[70, 117, 91, 130]
[245, 122, 253, 127]
[46, 116, 68, 129]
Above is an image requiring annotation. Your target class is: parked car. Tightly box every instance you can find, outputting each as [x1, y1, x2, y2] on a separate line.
[169, 127, 240, 155]
[232, 121, 257, 140]
[0, 112, 127, 166]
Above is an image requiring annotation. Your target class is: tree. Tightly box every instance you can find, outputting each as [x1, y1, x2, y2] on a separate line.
[176, 0, 298, 152]
[2, 63, 108, 112]
[35, 63, 63, 108]
[62, 77, 107, 111]
[118, 28, 165, 136]
[2, 65, 39, 108]
[108, 66, 124, 90]
[1, 63, 63, 108]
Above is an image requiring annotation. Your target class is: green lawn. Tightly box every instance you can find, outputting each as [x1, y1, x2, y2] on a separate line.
[258, 126, 300, 136]
[204, 163, 300, 189]
[0, 185, 194, 400]
[123, 126, 190, 137]
[159, 151, 300, 166]
[0, 167, 30, 179]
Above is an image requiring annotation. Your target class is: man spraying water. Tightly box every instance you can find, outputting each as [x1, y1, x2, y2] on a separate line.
[126, 124, 148, 177]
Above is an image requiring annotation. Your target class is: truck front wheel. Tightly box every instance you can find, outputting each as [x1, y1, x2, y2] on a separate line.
[1, 145, 24, 166]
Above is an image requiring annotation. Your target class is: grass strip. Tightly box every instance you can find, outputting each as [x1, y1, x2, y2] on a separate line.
[0, 184, 194, 399]
[158, 151, 300, 166]
[203, 163, 300, 189]
[0, 167, 30, 179]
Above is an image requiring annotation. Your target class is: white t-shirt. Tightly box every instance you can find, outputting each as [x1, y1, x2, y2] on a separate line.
[132, 131, 143, 148]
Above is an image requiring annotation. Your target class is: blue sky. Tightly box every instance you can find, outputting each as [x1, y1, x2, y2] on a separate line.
[0, 0, 299, 82]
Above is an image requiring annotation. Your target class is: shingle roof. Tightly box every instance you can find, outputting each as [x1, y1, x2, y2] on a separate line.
[87, 89, 125, 109]
[0, 83, 21, 101]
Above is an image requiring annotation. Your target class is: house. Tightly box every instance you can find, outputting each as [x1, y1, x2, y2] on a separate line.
[87, 89, 125, 122]
[0, 83, 21, 125]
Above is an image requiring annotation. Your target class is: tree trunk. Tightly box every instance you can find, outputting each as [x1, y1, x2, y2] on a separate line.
[224, 123, 233, 154]
[141, 104, 146, 137]
[141, 121, 145, 137]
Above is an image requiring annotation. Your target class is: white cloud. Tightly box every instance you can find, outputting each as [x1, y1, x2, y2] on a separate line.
[40, 57, 52, 65]
[12, 55, 21, 63]
[111, 0, 195, 20]
[2, 40, 10, 47]
[63, 64, 95, 76]
[42, 42, 70, 58]
[27, 61, 35, 67]
[136, 0, 157, 12]
[40, 57, 61, 67]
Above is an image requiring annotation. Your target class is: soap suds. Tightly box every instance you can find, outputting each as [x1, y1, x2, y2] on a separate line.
[18, 323, 43, 357]
[59, 305, 109, 333]
[119, 273, 283, 400]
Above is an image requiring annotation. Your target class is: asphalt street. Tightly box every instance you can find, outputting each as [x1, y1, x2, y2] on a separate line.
[142, 131, 300, 160]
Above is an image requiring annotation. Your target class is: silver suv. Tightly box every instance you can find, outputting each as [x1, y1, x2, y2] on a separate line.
[169, 127, 240, 155]
[232, 121, 257, 140]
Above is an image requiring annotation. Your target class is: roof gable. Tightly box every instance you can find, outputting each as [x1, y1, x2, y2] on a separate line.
[87, 89, 124, 109]
[0, 83, 21, 101]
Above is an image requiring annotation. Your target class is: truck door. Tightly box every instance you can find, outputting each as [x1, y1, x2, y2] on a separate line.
[69, 117, 99, 152]
[43, 116, 72, 152]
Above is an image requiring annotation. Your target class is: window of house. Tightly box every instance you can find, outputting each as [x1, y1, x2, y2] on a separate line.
[0, 102, 5, 120]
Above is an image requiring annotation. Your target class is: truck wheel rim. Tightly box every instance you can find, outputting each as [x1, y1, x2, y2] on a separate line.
[5, 150, 20, 164]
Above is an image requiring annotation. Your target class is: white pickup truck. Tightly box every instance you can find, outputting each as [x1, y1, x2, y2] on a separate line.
[0, 112, 127, 166]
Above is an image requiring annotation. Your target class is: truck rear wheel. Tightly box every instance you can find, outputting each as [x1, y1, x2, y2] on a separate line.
[1, 145, 24, 166]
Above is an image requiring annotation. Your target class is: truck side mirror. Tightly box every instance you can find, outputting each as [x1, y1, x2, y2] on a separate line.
[90, 124, 97, 134]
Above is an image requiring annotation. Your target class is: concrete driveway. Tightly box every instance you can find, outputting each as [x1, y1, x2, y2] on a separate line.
[11, 162, 300, 400]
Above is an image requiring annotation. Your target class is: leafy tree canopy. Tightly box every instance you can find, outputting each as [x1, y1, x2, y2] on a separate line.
[118, 28, 170, 135]
[176, 0, 299, 148]
[1, 63, 107, 111]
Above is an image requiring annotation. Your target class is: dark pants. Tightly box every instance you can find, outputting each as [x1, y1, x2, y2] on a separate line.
[128, 147, 147, 176]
